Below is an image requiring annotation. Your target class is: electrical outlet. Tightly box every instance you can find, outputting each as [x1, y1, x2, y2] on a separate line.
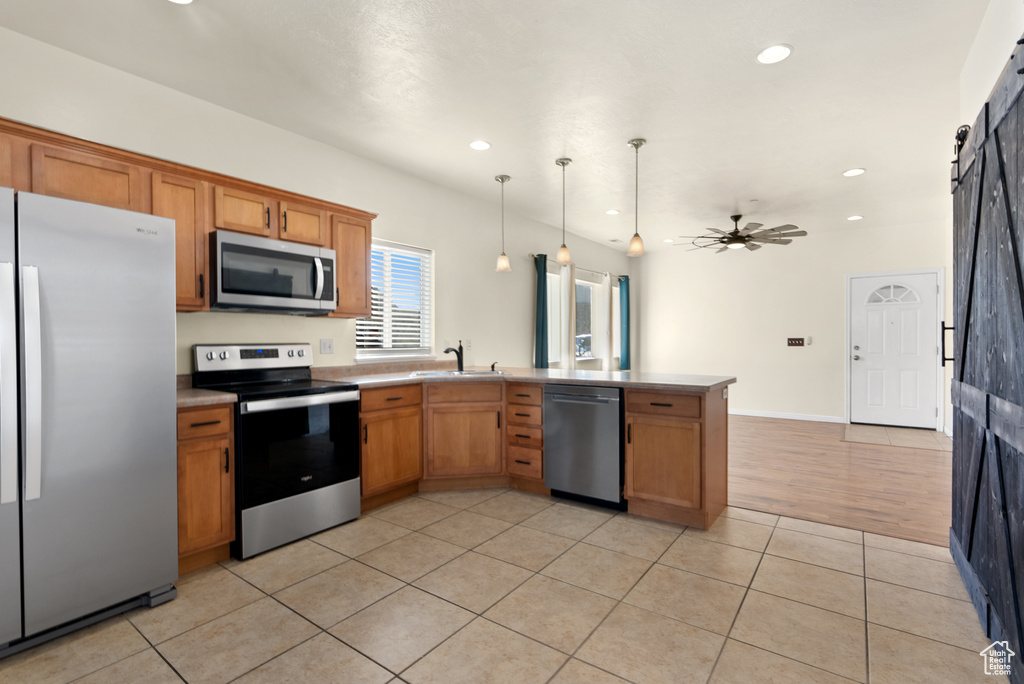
[465, 339, 472, 350]
[320, 338, 334, 354]
[787, 337, 805, 347]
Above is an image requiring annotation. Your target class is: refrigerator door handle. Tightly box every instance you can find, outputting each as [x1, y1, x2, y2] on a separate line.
[22, 266, 42, 501]
[0, 262, 16, 504]
[313, 257, 324, 300]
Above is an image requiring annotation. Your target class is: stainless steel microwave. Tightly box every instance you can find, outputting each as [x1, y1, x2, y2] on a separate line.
[210, 230, 337, 314]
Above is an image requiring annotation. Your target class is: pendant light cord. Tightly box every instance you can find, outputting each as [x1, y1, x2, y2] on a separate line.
[634, 143, 639, 237]
[501, 181, 506, 253]
[561, 163, 566, 244]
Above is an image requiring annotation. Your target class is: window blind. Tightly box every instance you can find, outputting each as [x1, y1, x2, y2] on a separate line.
[356, 239, 433, 356]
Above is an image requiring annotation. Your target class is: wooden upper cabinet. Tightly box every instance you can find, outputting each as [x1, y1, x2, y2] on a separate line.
[30, 144, 146, 211]
[0, 134, 13, 189]
[330, 214, 372, 318]
[279, 201, 327, 246]
[153, 172, 208, 311]
[214, 185, 272, 237]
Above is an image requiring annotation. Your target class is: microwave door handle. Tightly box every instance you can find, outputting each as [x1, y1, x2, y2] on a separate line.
[313, 257, 324, 300]
[0, 263, 16, 504]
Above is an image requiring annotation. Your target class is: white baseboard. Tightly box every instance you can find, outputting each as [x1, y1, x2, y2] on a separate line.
[728, 409, 846, 424]
[944, 425, 953, 437]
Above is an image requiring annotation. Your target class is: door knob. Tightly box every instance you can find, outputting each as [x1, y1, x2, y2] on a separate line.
[853, 355, 861, 360]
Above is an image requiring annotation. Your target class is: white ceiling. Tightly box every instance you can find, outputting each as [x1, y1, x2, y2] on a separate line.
[0, 0, 989, 252]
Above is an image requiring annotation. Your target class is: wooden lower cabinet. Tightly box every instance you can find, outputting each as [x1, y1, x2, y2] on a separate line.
[177, 405, 235, 573]
[625, 416, 701, 509]
[506, 382, 543, 483]
[424, 382, 503, 479]
[361, 403, 422, 497]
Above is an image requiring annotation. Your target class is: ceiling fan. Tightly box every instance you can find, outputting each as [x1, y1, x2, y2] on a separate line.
[676, 214, 807, 252]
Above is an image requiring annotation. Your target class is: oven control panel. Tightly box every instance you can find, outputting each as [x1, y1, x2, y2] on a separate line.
[194, 343, 313, 372]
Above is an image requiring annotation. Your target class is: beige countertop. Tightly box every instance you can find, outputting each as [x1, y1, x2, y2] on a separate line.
[177, 366, 736, 409]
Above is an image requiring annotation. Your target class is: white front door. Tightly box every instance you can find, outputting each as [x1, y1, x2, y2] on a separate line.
[849, 272, 939, 429]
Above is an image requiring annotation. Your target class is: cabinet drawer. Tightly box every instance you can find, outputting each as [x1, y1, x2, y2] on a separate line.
[361, 384, 422, 412]
[625, 390, 701, 419]
[507, 425, 543, 448]
[507, 383, 542, 406]
[426, 382, 502, 404]
[178, 406, 232, 440]
[507, 404, 542, 426]
[507, 445, 543, 480]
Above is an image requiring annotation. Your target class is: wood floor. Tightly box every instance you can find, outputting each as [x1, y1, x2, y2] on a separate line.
[728, 415, 951, 546]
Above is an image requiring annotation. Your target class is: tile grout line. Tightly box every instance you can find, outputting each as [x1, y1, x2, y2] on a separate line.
[705, 512, 780, 683]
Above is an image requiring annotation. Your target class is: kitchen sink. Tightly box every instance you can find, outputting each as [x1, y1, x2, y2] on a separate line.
[410, 370, 507, 377]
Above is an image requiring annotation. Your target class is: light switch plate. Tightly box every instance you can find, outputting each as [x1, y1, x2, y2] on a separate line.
[320, 339, 334, 354]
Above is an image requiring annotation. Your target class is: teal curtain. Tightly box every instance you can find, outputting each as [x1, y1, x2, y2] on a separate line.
[618, 275, 630, 370]
[534, 255, 549, 368]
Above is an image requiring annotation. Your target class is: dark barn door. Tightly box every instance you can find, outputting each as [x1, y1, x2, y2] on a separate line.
[951, 35, 1024, 684]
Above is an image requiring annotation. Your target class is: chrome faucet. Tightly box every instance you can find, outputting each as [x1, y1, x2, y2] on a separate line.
[444, 340, 464, 372]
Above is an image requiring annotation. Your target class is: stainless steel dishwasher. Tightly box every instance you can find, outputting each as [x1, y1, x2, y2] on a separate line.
[543, 385, 624, 507]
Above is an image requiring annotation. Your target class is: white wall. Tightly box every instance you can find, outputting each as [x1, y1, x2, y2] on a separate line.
[639, 219, 948, 420]
[0, 28, 631, 374]
[960, 0, 1024, 123]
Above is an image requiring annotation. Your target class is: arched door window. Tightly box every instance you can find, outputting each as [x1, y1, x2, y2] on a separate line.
[866, 284, 920, 304]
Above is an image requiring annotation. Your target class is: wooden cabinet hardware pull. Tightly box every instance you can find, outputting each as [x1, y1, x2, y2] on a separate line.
[514, 459, 531, 465]
[224, 447, 230, 473]
[515, 412, 530, 417]
[190, 420, 222, 428]
[386, 396, 403, 401]
[515, 433, 531, 439]
[650, 402, 673, 407]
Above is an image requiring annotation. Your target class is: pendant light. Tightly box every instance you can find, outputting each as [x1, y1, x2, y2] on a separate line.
[627, 138, 646, 257]
[555, 158, 572, 264]
[495, 175, 511, 272]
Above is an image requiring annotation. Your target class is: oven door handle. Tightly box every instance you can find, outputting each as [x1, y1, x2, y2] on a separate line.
[240, 390, 360, 414]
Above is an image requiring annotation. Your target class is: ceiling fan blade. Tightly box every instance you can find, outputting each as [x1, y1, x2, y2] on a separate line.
[738, 222, 763, 236]
[715, 245, 730, 253]
[749, 229, 807, 239]
[769, 224, 799, 232]
[752, 237, 793, 245]
[706, 228, 734, 236]
[744, 242, 762, 251]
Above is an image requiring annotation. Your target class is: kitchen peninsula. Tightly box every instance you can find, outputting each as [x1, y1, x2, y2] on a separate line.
[177, 367, 734, 571]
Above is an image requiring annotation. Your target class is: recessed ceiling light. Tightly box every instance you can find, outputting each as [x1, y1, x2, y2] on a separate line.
[608, 238, 623, 243]
[757, 44, 792, 64]
[843, 168, 866, 177]
[167, 0, 193, 4]
[663, 238, 674, 243]
[469, 140, 491, 151]
[606, 209, 620, 215]
[847, 215, 864, 221]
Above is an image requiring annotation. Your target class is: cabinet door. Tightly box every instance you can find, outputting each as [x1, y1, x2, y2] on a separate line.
[279, 201, 327, 246]
[426, 405, 502, 477]
[31, 144, 145, 211]
[330, 214, 372, 318]
[213, 185, 272, 236]
[361, 407, 422, 496]
[625, 416, 701, 509]
[0, 133, 13, 189]
[178, 436, 234, 555]
[154, 172, 208, 311]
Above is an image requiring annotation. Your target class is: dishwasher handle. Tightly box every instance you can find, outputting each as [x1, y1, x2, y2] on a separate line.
[547, 394, 617, 405]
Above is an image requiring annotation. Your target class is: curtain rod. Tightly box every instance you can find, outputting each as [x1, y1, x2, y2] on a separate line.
[528, 254, 622, 279]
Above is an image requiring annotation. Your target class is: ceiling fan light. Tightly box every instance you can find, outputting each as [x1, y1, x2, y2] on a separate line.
[556, 244, 572, 264]
[627, 232, 645, 257]
[726, 240, 746, 250]
[496, 252, 511, 272]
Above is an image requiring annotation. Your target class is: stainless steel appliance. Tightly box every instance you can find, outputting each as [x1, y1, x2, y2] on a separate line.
[210, 229, 337, 314]
[192, 344, 361, 558]
[0, 190, 177, 658]
[543, 384, 625, 507]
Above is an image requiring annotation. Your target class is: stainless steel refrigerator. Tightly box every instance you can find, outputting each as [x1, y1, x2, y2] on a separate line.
[0, 189, 177, 656]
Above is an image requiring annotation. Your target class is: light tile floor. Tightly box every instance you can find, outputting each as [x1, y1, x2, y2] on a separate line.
[0, 489, 1001, 684]
[843, 424, 953, 452]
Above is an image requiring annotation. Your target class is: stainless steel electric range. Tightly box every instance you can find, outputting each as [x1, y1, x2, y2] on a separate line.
[192, 343, 360, 559]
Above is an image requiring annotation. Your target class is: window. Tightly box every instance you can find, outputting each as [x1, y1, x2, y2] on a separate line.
[356, 239, 433, 357]
[575, 281, 594, 359]
[867, 284, 919, 304]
